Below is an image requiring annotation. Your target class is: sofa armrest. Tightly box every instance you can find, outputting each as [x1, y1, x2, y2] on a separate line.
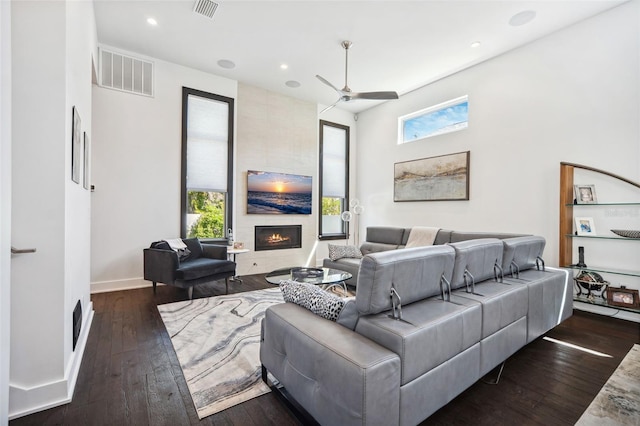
[201, 243, 228, 260]
[143, 248, 179, 284]
[261, 303, 400, 426]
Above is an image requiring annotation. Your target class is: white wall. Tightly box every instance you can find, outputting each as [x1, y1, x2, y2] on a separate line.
[91, 48, 237, 292]
[9, 0, 95, 418]
[356, 1, 639, 268]
[92, 57, 358, 287]
[1, 1, 11, 423]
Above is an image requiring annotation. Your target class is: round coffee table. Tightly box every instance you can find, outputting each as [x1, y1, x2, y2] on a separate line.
[265, 267, 352, 293]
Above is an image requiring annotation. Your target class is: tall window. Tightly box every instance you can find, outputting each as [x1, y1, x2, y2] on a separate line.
[181, 87, 234, 240]
[319, 120, 349, 240]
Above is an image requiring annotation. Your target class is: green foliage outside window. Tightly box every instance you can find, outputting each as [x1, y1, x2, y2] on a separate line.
[322, 197, 342, 216]
[188, 191, 225, 238]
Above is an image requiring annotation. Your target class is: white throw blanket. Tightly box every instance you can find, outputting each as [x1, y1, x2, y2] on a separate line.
[405, 227, 440, 248]
[164, 238, 187, 251]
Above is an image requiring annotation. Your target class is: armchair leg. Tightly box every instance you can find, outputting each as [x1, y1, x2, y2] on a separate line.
[187, 286, 194, 300]
[153, 281, 157, 294]
[225, 277, 229, 294]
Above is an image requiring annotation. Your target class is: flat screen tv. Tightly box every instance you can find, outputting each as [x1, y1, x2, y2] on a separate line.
[247, 170, 312, 214]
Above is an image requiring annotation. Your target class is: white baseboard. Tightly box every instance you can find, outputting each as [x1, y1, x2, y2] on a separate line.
[574, 301, 640, 323]
[90, 277, 155, 294]
[9, 304, 94, 420]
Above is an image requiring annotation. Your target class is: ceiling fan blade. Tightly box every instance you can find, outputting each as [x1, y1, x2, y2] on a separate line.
[316, 75, 341, 93]
[349, 91, 399, 100]
[319, 98, 342, 114]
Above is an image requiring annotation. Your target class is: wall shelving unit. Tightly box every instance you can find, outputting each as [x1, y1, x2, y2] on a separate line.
[559, 162, 640, 315]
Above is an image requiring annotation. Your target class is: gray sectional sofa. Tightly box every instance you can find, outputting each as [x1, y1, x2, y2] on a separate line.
[261, 232, 572, 426]
[323, 226, 526, 287]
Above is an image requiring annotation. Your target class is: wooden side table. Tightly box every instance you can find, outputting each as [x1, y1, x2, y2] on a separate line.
[227, 248, 250, 282]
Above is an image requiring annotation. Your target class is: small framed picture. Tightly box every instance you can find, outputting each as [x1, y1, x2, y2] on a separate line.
[574, 184, 597, 204]
[575, 217, 596, 236]
[606, 286, 640, 309]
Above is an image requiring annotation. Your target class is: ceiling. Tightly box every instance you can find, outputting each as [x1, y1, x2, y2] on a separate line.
[94, 0, 626, 113]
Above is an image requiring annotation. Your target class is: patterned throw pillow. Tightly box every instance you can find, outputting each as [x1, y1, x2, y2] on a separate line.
[280, 280, 346, 322]
[328, 244, 363, 261]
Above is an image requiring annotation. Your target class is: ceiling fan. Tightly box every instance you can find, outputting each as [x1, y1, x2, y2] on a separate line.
[317, 40, 399, 113]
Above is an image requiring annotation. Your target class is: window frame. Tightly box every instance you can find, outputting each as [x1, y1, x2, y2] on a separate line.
[318, 120, 350, 241]
[181, 86, 234, 242]
[398, 95, 468, 144]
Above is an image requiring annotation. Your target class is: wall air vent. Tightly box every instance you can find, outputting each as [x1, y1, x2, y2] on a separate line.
[193, 0, 218, 19]
[99, 48, 153, 97]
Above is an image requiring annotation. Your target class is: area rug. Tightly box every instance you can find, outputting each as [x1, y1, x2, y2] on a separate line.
[157, 288, 284, 419]
[576, 344, 640, 425]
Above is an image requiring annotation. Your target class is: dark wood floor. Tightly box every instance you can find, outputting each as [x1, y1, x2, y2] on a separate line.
[10, 275, 640, 426]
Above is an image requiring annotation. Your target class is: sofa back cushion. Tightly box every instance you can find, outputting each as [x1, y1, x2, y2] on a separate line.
[448, 239, 504, 290]
[501, 236, 546, 274]
[449, 231, 527, 243]
[366, 226, 407, 245]
[356, 245, 455, 315]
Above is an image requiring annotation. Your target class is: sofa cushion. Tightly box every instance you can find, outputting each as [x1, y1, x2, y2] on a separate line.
[356, 245, 455, 315]
[328, 244, 362, 261]
[360, 242, 401, 255]
[448, 239, 504, 291]
[501, 236, 546, 276]
[355, 295, 481, 385]
[322, 257, 360, 279]
[280, 280, 349, 323]
[454, 281, 528, 338]
[175, 257, 235, 281]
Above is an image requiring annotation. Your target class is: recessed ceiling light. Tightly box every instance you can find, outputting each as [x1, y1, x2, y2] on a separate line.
[285, 80, 300, 88]
[509, 10, 536, 27]
[470, 41, 481, 48]
[280, 64, 289, 70]
[147, 17, 158, 26]
[217, 59, 236, 69]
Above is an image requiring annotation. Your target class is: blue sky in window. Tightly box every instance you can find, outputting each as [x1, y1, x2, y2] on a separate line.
[403, 101, 468, 142]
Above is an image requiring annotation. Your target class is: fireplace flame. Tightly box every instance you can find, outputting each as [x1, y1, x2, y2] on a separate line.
[267, 233, 290, 243]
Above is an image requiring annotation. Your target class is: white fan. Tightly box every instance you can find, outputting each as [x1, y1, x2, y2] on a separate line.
[317, 41, 399, 113]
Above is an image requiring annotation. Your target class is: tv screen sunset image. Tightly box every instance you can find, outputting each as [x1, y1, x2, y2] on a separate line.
[247, 170, 312, 214]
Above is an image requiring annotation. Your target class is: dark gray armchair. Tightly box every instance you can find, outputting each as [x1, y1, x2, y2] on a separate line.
[143, 238, 236, 299]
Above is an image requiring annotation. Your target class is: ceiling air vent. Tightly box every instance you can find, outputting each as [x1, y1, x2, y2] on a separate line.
[99, 48, 153, 97]
[193, 0, 218, 19]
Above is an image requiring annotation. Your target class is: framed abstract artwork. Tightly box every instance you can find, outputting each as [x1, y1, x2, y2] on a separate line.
[394, 151, 470, 202]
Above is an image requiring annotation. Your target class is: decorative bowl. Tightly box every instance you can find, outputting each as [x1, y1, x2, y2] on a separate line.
[611, 229, 640, 239]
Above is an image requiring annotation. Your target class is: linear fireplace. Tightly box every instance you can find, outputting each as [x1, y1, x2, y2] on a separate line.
[255, 225, 302, 251]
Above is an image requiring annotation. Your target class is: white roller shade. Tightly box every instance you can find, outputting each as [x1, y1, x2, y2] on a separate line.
[186, 95, 228, 191]
[322, 125, 346, 198]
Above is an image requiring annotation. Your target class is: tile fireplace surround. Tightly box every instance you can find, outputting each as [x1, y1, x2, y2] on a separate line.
[255, 225, 302, 251]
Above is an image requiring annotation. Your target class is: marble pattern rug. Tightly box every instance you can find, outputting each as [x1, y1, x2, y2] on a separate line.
[576, 344, 640, 425]
[158, 288, 284, 419]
